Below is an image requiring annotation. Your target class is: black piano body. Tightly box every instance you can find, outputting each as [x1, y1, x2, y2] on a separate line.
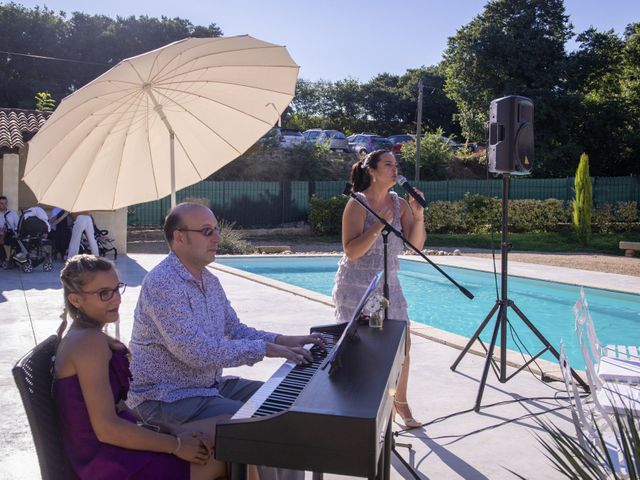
[215, 320, 407, 479]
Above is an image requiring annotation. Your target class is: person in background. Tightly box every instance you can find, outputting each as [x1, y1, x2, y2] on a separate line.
[54, 254, 226, 479]
[50, 208, 72, 260]
[332, 150, 426, 429]
[21, 205, 51, 234]
[0, 195, 19, 262]
[68, 212, 99, 258]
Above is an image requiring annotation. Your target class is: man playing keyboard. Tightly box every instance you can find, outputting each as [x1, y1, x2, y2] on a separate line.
[127, 202, 323, 465]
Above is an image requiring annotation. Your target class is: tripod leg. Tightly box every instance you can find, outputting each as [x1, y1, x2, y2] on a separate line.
[451, 301, 500, 371]
[475, 304, 506, 411]
[509, 302, 590, 392]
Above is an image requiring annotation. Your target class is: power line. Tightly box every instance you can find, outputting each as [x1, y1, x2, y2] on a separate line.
[0, 49, 109, 66]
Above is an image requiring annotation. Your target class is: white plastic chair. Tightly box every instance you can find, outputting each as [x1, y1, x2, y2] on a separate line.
[558, 342, 623, 473]
[580, 340, 640, 418]
[574, 288, 640, 384]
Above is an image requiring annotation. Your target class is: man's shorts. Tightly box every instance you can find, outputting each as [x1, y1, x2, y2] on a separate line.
[134, 376, 262, 431]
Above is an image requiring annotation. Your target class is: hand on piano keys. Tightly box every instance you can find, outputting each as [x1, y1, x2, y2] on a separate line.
[266, 342, 314, 365]
[275, 333, 327, 351]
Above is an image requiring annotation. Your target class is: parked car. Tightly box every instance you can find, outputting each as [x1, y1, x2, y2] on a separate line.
[304, 129, 350, 151]
[349, 134, 393, 159]
[280, 129, 305, 148]
[259, 127, 305, 148]
[387, 134, 415, 154]
[302, 129, 323, 144]
[438, 136, 462, 150]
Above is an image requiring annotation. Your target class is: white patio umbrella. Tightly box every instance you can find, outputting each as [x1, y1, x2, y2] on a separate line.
[23, 35, 299, 211]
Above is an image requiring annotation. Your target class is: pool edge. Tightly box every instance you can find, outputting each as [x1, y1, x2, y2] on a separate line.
[210, 261, 576, 383]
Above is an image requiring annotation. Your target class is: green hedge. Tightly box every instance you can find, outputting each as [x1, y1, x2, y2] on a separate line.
[309, 195, 638, 235]
[308, 196, 348, 235]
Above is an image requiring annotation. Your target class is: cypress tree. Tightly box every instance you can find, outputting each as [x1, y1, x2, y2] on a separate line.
[573, 153, 592, 245]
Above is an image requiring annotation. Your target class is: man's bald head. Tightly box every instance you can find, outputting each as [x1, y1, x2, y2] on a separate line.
[163, 202, 213, 245]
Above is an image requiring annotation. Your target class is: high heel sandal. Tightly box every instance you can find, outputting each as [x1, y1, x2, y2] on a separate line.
[393, 400, 421, 429]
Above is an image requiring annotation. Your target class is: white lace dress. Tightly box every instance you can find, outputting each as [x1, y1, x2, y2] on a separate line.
[332, 191, 409, 323]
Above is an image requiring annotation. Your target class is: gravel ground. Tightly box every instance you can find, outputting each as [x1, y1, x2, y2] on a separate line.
[127, 229, 640, 277]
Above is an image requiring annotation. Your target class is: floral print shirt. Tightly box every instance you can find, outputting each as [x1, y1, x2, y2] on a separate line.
[127, 251, 278, 407]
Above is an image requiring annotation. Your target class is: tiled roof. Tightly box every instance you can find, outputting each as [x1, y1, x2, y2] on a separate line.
[0, 108, 51, 152]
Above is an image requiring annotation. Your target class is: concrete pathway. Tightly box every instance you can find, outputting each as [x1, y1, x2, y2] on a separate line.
[2, 253, 629, 479]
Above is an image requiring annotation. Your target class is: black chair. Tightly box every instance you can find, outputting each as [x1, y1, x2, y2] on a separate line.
[12, 335, 68, 480]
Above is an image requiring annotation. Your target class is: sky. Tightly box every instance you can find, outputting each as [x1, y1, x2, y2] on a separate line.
[8, 0, 640, 82]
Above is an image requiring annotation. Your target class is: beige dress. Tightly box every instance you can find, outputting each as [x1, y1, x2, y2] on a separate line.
[332, 191, 409, 322]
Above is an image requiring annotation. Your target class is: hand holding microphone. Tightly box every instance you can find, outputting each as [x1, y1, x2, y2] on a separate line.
[396, 175, 426, 209]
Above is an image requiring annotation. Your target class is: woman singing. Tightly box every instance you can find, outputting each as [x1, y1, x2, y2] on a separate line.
[332, 150, 426, 428]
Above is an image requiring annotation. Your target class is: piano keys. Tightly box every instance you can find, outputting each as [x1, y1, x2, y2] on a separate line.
[215, 320, 407, 480]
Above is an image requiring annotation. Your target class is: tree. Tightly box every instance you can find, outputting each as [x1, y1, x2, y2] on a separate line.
[565, 27, 635, 176]
[442, 0, 573, 175]
[573, 153, 592, 246]
[0, 4, 222, 108]
[399, 128, 454, 180]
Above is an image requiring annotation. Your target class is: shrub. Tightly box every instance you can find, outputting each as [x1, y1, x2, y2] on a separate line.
[425, 200, 466, 233]
[217, 220, 254, 254]
[308, 195, 348, 235]
[424, 197, 569, 234]
[573, 153, 592, 245]
[616, 201, 638, 231]
[592, 204, 615, 233]
[509, 199, 566, 233]
[462, 193, 501, 233]
[400, 127, 453, 180]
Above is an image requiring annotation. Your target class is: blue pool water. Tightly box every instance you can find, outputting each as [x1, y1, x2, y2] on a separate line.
[217, 256, 640, 370]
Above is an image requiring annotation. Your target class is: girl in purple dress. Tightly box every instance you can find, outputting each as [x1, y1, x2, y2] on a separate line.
[53, 255, 227, 479]
[333, 150, 426, 429]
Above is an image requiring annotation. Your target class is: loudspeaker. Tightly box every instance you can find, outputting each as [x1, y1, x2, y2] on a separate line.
[488, 96, 534, 175]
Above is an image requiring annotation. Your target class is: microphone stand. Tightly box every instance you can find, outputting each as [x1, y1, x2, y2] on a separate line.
[343, 183, 471, 480]
[343, 183, 475, 307]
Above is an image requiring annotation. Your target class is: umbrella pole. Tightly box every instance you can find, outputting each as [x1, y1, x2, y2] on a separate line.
[145, 89, 177, 208]
[170, 132, 176, 208]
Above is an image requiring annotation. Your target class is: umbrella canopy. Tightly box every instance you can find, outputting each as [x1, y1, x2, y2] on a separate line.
[23, 35, 299, 211]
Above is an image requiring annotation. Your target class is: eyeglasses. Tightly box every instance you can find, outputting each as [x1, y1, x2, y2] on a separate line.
[79, 282, 127, 301]
[177, 227, 218, 237]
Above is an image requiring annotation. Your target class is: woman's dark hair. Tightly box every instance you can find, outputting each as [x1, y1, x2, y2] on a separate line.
[350, 149, 389, 192]
[57, 254, 114, 341]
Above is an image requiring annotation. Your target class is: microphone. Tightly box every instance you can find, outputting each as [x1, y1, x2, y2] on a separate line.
[396, 175, 426, 208]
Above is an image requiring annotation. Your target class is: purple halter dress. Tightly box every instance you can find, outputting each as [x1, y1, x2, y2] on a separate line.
[53, 347, 189, 480]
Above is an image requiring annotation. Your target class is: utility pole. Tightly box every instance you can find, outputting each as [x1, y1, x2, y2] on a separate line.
[415, 79, 424, 181]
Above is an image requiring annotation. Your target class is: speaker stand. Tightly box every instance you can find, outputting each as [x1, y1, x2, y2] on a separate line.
[450, 174, 589, 411]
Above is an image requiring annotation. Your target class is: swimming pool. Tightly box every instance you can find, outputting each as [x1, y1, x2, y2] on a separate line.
[216, 256, 640, 370]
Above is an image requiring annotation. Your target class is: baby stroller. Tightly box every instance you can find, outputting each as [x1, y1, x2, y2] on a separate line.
[80, 218, 117, 260]
[5, 214, 53, 273]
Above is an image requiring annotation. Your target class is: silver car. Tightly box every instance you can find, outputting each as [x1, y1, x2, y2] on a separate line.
[318, 130, 350, 152]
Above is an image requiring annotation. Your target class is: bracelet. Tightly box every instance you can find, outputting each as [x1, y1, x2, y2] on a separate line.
[172, 435, 181, 455]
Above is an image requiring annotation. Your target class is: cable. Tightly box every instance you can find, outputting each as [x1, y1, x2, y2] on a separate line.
[393, 392, 589, 438]
[506, 319, 565, 393]
[484, 126, 500, 302]
[18, 268, 38, 346]
[0, 49, 109, 66]
[423, 404, 568, 445]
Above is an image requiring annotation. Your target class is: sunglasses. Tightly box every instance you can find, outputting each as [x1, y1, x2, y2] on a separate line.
[79, 282, 127, 302]
[177, 227, 218, 237]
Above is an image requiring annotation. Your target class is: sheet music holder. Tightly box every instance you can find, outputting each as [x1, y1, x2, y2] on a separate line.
[324, 272, 382, 375]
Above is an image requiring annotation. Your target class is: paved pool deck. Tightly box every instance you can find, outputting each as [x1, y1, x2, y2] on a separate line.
[1, 252, 637, 479]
